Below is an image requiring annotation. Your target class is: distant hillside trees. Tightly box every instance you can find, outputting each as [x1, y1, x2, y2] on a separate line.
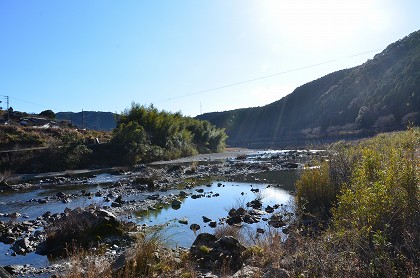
[111, 104, 227, 164]
[56, 111, 117, 131]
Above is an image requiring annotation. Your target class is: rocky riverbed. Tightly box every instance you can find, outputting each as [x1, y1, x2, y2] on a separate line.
[0, 149, 324, 277]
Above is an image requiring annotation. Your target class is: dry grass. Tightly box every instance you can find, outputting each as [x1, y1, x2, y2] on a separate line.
[61, 247, 113, 278]
[214, 225, 244, 241]
[0, 125, 111, 151]
[62, 230, 196, 278]
[0, 170, 13, 184]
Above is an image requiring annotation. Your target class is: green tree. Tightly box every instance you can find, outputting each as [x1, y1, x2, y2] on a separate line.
[39, 109, 56, 119]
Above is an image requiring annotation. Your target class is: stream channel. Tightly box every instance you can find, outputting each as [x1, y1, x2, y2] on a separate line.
[0, 149, 318, 275]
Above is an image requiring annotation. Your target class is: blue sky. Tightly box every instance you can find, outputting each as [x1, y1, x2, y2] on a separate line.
[1, 0, 420, 116]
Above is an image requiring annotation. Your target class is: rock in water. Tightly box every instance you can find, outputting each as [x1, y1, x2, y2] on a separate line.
[189, 223, 200, 231]
[178, 218, 188, 225]
[171, 199, 182, 209]
[202, 216, 212, 223]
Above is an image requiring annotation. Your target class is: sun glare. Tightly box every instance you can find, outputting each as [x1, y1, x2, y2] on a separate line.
[256, 0, 379, 50]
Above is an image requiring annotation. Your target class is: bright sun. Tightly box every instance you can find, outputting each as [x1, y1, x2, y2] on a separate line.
[255, 0, 389, 50]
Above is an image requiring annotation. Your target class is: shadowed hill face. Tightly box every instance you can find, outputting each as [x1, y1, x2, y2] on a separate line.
[197, 30, 420, 148]
[56, 111, 117, 131]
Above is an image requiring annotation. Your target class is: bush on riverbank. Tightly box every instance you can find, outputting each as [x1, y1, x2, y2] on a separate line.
[110, 104, 228, 164]
[294, 127, 420, 276]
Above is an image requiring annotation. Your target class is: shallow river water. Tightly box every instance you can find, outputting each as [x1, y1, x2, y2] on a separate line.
[134, 179, 295, 247]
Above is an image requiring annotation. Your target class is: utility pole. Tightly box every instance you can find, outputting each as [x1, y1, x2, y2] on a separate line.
[82, 109, 85, 129]
[0, 95, 10, 122]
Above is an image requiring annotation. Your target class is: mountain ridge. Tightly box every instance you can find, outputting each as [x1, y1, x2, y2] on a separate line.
[197, 30, 420, 148]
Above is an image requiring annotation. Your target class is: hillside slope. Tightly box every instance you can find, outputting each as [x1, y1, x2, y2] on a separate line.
[197, 30, 420, 148]
[56, 111, 117, 131]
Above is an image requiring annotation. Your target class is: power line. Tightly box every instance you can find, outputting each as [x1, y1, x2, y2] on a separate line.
[8, 96, 57, 111]
[154, 48, 382, 104]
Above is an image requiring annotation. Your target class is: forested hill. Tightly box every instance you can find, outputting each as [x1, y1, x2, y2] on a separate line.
[56, 111, 117, 131]
[197, 30, 420, 148]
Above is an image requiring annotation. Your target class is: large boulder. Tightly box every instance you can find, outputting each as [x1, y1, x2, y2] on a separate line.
[190, 233, 246, 273]
[36, 207, 125, 257]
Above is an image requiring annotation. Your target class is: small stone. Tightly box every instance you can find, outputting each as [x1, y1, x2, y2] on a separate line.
[147, 194, 160, 200]
[190, 223, 200, 231]
[111, 202, 121, 208]
[61, 198, 71, 203]
[202, 216, 212, 223]
[178, 218, 188, 225]
[9, 212, 21, 218]
[233, 266, 261, 278]
[114, 196, 123, 204]
[56, 192, 66, 198]
[265, 205, 274, 213]
[171, 199, 182, 209]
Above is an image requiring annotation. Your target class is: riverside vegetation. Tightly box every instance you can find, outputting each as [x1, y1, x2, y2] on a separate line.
[0, 104, 228, 173]
[18, 128, 416, 278]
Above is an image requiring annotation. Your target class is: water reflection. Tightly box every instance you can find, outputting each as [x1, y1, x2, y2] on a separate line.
[135, 180, 295, 247]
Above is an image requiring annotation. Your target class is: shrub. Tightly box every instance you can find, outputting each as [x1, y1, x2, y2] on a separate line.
[332, 145, 419, 276]
[293, 128, 420, 276]
[111, 103, 228, 165]
[111, 121, 150, 164]
[295, 162, 338, 221]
